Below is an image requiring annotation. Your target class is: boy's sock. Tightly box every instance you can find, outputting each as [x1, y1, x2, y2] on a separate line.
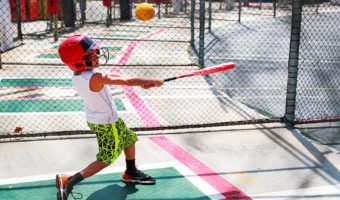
[67, 172, 84, 191]
[126, 159, 137, 175]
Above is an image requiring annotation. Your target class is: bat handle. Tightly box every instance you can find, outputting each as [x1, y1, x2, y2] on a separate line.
[164, 77, 177, 82]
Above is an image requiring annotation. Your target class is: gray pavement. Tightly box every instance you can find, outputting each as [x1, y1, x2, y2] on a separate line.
[1, 123, 339, 199]
[297, 122, 340, 153]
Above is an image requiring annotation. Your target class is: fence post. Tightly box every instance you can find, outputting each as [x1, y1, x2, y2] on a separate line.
[157, 2, 161, 19]
[79, 0, 86, 24]
[238, 0, 242, 23]
[0, 52, 2, 69]
[15, 0, 23, 40]
[53, 14, 58, 41]
[273, 0, 277, 18]
[208, 0, 212, 32]
[190, 0, 196, 49]
[284, 0, 303, 125]
[198, 0, 206, 68]
[106, 5, 112, 27]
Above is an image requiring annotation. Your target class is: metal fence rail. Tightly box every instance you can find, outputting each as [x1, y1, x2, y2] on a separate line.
[0, 0, 339, 136]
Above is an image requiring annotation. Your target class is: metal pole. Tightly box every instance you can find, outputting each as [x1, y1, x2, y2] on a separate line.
[15, 0, 23, 40]
[190, 0, 196, 48]
[273, 0, 277, 18]
[165, 1, 168, 15]
[238, 0, 242, 23]
[48, 14, 53, 31]
[53, 14, 58, 41]
[0, 51, 2, 69]
[25, 0, 30, 20]
[79, 0, 86, 25]
[198, 0, 206, 68]
[113, 0, 116, 19]
[208, 0, 212, 32]
[158, 4, 161, 19]
[284, 0, 303, 125]
[107, 5, 112, 27]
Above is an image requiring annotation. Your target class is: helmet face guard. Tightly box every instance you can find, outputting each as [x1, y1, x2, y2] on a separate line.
[58, 35, 109, 72]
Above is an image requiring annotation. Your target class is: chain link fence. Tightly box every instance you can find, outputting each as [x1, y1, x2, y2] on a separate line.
[294, 1, 340, 123]
[0, 0, 339, 136]
[198, 0, 293, 121]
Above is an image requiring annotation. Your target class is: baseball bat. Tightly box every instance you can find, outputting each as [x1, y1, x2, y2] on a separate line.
[164, 62, 235, 82]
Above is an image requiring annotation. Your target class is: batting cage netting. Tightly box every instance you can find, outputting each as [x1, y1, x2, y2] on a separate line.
[0, 0, 339, 136]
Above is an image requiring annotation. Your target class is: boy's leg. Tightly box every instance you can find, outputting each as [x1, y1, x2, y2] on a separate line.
[124, 144, 136, 160]
[80, 160, 109, 178]
[124, 144, 137, 174]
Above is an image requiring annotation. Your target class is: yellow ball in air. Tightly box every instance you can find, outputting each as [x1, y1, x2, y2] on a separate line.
[135, 3, 155, 21]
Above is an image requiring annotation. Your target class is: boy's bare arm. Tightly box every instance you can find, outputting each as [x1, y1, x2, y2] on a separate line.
[90, 72, 163, 91]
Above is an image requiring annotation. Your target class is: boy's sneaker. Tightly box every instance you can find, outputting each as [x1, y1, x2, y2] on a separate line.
[122, 170, 156, 185]
[56, 174, 83, 200]
[56, 174, 71, 200]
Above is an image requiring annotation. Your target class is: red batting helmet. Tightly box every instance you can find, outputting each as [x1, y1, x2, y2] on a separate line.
[58, 34, 101, 72]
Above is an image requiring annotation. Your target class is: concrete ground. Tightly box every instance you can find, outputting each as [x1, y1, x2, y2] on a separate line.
[1, 123, 339, 199]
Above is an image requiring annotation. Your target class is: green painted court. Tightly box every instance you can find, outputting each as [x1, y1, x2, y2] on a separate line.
[0, 78, 72, 87]
[0, 78, 127, 113]
[0, 99, 125, 113]
[0, 167, 210, 200]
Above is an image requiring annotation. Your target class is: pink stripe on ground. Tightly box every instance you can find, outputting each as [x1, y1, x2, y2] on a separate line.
[121, 84, 160, 126]
[117, 29, 165, 65]
[111, 67, 161, 127]
[150, 136, 252, 200]
[111, 29, 165, 127]
[117, 41, 138, 65]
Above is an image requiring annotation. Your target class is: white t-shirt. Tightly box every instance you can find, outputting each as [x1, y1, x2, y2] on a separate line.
[72, 70, 119, 124]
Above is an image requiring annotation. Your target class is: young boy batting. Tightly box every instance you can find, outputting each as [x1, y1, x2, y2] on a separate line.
[56, 34, 164, 200]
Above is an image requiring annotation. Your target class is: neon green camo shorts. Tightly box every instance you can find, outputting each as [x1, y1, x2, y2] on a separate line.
[87, 118, 138, 165]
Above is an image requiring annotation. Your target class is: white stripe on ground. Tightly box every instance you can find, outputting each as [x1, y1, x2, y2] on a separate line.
[251, 184, 340, 200]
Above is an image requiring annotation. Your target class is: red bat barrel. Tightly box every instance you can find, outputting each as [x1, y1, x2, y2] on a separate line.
[177, 62, 235, 79]
[164, 62, 235, 82]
